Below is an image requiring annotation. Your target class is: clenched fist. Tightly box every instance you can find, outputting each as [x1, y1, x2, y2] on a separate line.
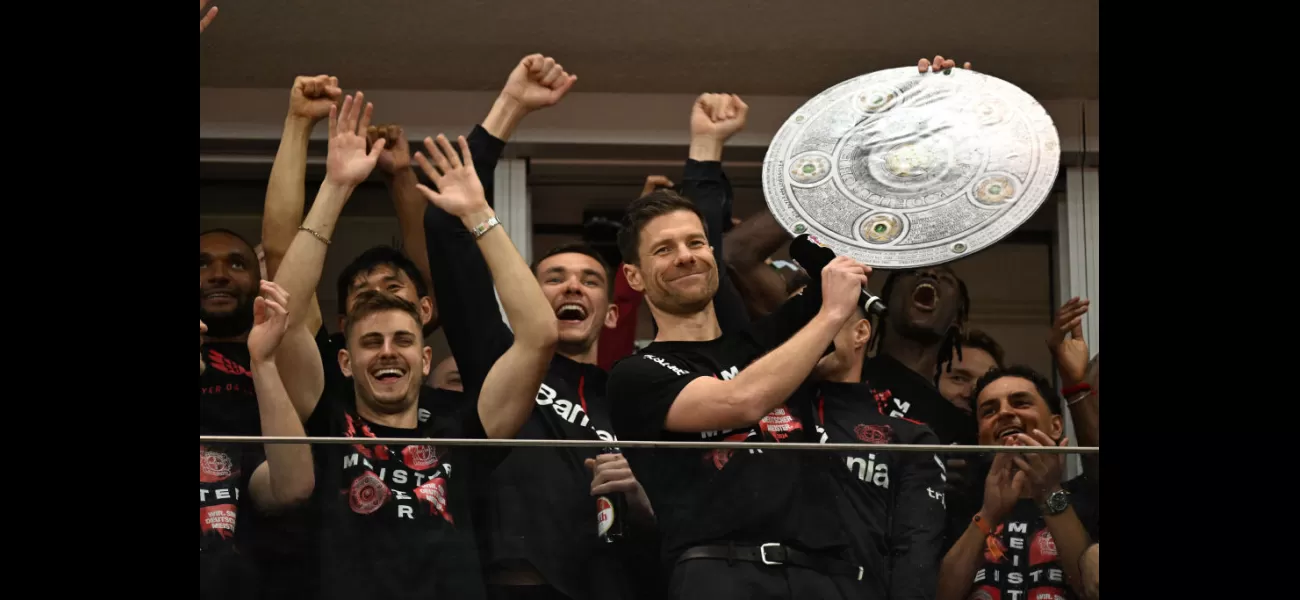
[289, 75, 342, 124]
[691, 93, 748, 142]
[501, 54, 578, 112]
[368, 125, 411, 176]
[819, 255, 871, 323]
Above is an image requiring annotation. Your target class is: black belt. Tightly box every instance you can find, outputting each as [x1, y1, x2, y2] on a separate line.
[677, 543, 861, 579]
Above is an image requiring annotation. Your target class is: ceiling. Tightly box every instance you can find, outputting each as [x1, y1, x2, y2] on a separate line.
[198, 0, 1098, 99]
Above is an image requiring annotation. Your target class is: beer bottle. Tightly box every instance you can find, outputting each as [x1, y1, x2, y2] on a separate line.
[596, 447, 626, 543]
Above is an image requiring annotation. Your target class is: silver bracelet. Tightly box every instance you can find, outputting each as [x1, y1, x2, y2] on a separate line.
[1066, 390, 1094, 407]
[471, 216, 501, 239]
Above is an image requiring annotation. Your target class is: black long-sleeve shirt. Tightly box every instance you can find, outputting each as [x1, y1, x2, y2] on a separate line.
[815, 381, 947, 600]
[421, 129, 750, 599]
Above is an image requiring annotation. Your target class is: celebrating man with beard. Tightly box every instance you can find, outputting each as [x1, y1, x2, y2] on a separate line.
[607, 188, 871, 598]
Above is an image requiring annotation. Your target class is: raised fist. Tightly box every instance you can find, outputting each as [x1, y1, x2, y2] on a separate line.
[691, 94, 748, 142]
[289, 75, 342, 124]
[640, 175, 674, 198]
[918, 55, 973, 73]
[819, 255, 870, 323]
[368, 125, 411, 176]
[501, 54, 578, 111]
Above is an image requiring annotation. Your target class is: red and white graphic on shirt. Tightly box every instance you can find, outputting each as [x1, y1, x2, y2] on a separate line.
[1027, 587, 1067, 600]
[871, 389, 895, 414]
[207, 349, 252, 377]
[1029, 528, 1059, 566]
[968, 587, 999, 600]
[758, 406, 804, 441]
[708, 431, 753, 470]
[853, 423, 894, 444]
[344, 414, 391, 461]
[199, 446, 235, 483]
[348, 470, 391, 515]
[200, 503, 238, 540]
[415, 477, 454, 524]
[403, 445, 439, 471]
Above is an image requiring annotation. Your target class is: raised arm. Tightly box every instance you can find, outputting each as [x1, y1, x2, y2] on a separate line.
[273, 93, 384, 420]
[724, 211, 795, 319]
[1049, 298, 1098, 480]
[1013, 431, 1094, 596]
[369, 125, 438, 332]
[261, 75, 340, 332]
[245, 282, 315, 512]
[682, 93, 750, 334]
[937, 452, 1023, 600]
[663, 257, 866, 432]
[416, 135, 558, 439]
[422, 54, 576, 396]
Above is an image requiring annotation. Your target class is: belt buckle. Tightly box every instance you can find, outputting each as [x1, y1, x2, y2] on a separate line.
[759, 543, 783, 566]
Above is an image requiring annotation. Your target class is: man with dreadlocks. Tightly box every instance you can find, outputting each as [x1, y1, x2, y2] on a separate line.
[865, 266, 978, 447]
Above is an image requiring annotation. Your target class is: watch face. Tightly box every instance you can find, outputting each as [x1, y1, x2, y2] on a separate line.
[1046, 490, 1070, 513]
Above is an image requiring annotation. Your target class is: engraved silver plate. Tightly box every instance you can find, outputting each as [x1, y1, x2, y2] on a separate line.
[763, 67, 1060, 269]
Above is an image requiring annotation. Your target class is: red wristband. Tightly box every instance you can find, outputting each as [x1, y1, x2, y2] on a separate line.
[1061, 382, 1092, 397]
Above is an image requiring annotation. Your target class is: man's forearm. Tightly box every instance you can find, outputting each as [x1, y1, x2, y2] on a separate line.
[482, 94, 529, 143]
[275, 182, 353, 328]
[462, 209, 555, 349]
[462, 211, 556, 439]
[250, 359, 315, 509]
[1042, 507, 1094, 596]
[725, 211, 792, 270]
[689, 136, 724, 162]
[262, 117, 314, 277]
[936, 516, 995, 600]
[722, 310, 844, 423]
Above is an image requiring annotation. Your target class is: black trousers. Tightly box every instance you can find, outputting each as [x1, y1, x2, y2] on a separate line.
[668, 558, 862, 600]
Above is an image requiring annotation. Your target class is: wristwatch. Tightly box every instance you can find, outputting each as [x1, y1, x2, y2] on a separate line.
[1040, 488, 1070, 515]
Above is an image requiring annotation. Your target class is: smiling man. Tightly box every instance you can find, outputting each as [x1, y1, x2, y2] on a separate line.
[935, 365, 1098, 600]
[199, 228, 263, 437]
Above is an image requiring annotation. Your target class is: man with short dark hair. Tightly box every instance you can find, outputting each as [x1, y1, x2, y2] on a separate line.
[271, 97, 559, 600]
[200, 227, 264, 434]
[608, 183, 871, 597]
[810, 304, 947, 600]
[935, 365, 1098, 600]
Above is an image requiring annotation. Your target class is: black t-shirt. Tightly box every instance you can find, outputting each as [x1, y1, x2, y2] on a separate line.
[200, 342, 260, 435]
[861, 354, 983, 550]
[472, 356, 620, 599]
[966, 477, 1099, 600]
[814, 381, 946, 600]
[423, 126, 663, 600]
[607, 291, 848, 563]
[305, 382, 498, 600]
[861, 354, 977, 447]
[199, 436, 260, 600]
[199, 342, 262, 600]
